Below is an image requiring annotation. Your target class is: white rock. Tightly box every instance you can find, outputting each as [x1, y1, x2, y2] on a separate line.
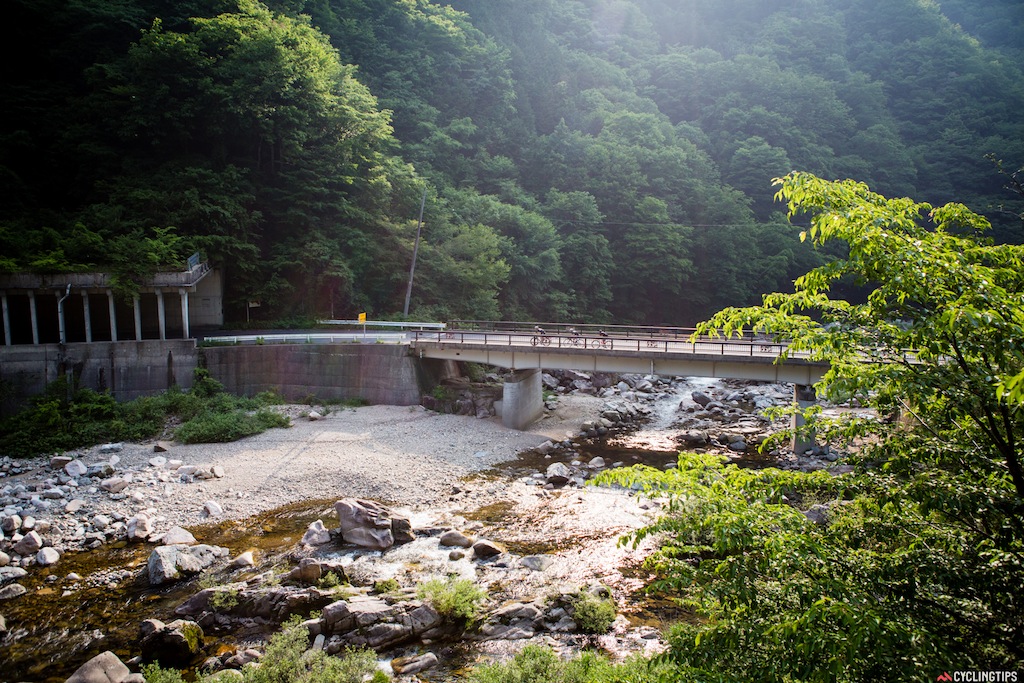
[301, 520, 332, 546]
[211, 466, 225, 478]
[64, 460, 88, 478]
[150, 456, 167, 468]
[161, 526, 197, 545]
[168, 460, 184, 470]
[308, 410, 322, 421]
[230, 551, 255, 567]
[203, 500, 223, 517]
[36, 547, 61, 566]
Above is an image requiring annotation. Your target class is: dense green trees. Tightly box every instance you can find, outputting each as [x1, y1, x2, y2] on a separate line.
[3, 0, 1023, 324]
[596, 174, 1024, 680]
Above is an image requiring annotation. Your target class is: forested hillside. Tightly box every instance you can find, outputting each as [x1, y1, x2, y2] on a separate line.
[3, 0, 1023, 325]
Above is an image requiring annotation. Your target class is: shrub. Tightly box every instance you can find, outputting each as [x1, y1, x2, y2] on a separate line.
[317, 571, 345, 589]
[571, 591, 616, 634]
[416, 576, 487, 626]
[373, 578, 399, 594]
[467, 645, 673, 683]
[174, 409, 289, 444]
[243, 619, 378, 683]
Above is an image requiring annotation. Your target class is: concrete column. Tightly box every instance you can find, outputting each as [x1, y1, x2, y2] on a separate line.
[501, 368, 544, 430]
[179, 288, 190, 339]
[791, 384, 818, 454]
[1, 292, 10, 346]
[107, 291, 118, 341]
[133, 295, 142, 341]
[82, 291, 93, 342]
[156, 289, 166, 340]
[28, 290, 39, 345]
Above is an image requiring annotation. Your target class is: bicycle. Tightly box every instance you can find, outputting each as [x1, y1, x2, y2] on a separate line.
[591, 337, 611, 349]
[531, 335, 552, 347]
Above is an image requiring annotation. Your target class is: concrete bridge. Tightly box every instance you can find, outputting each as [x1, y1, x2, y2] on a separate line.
[409, 324, 829, 441]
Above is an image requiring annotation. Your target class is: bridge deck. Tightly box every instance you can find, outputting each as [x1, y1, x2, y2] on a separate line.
[410, 330, 828, 385]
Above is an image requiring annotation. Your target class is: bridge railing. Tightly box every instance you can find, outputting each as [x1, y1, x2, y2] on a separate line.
[412, 329, 807, 359]
[200, 332, 407, 346]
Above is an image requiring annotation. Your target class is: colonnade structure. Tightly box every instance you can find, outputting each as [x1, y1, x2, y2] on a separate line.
[0, 256, 222, 345]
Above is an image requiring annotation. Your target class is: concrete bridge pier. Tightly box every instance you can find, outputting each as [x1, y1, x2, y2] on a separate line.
[791, 384, 818, 454]
[501, 369, 544, 430]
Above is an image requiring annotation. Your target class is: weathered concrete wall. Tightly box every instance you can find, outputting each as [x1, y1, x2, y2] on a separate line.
[501, 368, 543, 430]
[0, 341, 199, 415]
[1, 342, 450, 415]
[201, 344, 438, 405]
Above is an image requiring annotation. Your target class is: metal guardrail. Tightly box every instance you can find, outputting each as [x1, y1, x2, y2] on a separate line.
[319, 320, 446, 330]
[412, 329, 811, 360]
[201, 332, 408, 346]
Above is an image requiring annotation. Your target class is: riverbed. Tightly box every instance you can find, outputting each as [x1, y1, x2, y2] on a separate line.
[0, 375, 796, 681]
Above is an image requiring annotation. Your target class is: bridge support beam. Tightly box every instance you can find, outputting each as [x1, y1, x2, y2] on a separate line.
[501, 368, 544, 430]
[791, 384, 818, 454]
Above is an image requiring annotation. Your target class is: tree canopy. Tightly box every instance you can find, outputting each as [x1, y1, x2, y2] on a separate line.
[596, 174, 1024, 680]
[3, 0, 1023, 323]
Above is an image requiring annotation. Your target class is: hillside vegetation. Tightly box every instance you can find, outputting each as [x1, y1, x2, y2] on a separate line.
[3, 0, 1023, 325]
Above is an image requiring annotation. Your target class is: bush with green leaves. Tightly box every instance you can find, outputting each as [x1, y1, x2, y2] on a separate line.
[416, 575, 487, 627]
[142, 619, 381, 683]
[570, 590, 616, 634]
[467, 645, 676, 683]
[174, 408, 289, 444]
[589, 173, 1024, 682]
[0, 369, 289, 457]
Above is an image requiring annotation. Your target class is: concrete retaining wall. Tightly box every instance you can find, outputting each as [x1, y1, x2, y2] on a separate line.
[201, 344, 441, 405]
[1, 342, 451, 415]
[0, 341, 199, 415]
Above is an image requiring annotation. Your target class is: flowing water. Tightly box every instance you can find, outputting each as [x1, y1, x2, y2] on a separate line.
[2, 378, 762, 681]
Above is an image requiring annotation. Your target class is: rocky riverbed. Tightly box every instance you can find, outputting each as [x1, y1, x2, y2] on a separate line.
[0, 372, 852, 681]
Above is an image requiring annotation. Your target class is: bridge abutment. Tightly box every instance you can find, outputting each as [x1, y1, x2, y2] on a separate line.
[791, 384, 818, 453]
[501, 368, 544, 430]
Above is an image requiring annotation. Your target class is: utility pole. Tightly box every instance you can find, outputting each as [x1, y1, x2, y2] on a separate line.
[403, 187, 428, 318]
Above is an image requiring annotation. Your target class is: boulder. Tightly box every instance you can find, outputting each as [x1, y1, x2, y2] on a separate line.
[391, 652, 439, 675]
[472, 539, 504, 559]
[36, 547, 61, 566]
[439, 530, 473, 548]
[1, 515, 22, 534]
[64, 460, 89, 478]
[0, 566, 28, 584]
[161, 527, 197, 545]
[0, 584, 27, 600]
[335, 499, 394, 550]
[147, 544, 229, 586]
[301, 520, 332, 546]
[691, 391, 712, 407]
[391, 517, 415, 544]
[13, 530, 42, 556]
[139, 618, 205, 668]
[315, 597, 445, 650]
[99, 477, 128, 494]
[286, 558, 322, 584]
[65, 650, 142, 683]
[545, 462, 572, 486]
[126, 514, 154, 542]
[230, 551, 255, 568]
[50, 456, 74, 470]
